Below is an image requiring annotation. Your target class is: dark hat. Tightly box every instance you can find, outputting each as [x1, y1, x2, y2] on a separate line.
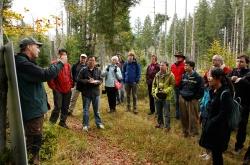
[19, 37, 43, 48]
[174, 52, 185, 59]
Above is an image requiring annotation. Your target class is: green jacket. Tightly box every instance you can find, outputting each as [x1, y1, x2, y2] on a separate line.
[15, 53, 64, 121]
[152, 71, 175, 101]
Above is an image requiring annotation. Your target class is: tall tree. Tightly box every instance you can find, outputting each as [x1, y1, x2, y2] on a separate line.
[194, 0, 211, 59]
[141, 15, 154, 56]
[210, 0, 233, 44]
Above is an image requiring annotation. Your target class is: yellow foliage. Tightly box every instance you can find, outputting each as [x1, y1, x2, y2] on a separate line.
[3, 9, 54, 38]
[3, 9, 24, 21]
[199, 40, 236, 70]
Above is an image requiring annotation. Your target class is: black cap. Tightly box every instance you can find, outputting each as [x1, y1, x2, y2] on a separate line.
[19, 37, 43, 48]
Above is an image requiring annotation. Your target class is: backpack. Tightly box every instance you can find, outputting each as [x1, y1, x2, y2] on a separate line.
[199, 88, 210, 118]
[220, 90, 242, 130]
[76, 67, 87, 92]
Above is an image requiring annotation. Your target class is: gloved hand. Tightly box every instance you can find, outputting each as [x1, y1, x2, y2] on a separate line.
[106, 67, 109, 72]
[114, 68, 117, 72]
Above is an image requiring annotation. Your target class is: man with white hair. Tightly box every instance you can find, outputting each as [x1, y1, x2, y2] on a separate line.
[68, 54, 87, 116]
[102, 56, 122, 113]
[203, 54, 231, 86]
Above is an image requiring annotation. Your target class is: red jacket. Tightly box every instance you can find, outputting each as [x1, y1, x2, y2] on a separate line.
[48, 62, 73, 93]
[203, 65, 232, 85]
[171, 61, 185, 87]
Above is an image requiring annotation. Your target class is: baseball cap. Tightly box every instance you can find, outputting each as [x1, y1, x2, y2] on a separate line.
[80, 54, 87, 58]
[19, 37, 43, 48]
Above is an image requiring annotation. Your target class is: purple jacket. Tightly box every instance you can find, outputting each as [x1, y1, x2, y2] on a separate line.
[146, 63, 160, 85]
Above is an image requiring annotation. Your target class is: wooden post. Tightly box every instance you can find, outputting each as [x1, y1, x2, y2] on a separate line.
[0, 0, 7, 154]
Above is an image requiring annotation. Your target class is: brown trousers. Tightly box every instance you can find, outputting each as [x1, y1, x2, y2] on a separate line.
[179, 96, 200, 136]
[24, 116, 44, 156]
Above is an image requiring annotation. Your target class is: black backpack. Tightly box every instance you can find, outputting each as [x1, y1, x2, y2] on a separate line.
[76, 67, 87, 92]
[220, 90, 242, 130]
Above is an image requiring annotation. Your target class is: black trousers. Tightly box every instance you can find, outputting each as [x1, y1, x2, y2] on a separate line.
[147, 84, 155, 113]
[50, 90, 71, 124]
[212, 150, 223, 165]
[235, 106, 250, 150]
[106, 87, 118, 111]
[244, 146, 250, 160]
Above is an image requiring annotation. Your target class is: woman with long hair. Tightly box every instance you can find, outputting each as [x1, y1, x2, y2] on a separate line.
[199, 67, 234, 165]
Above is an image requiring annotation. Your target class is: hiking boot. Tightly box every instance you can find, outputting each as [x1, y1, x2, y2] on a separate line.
[243, 157, 250, 165]
[58, 122, 69, 129]
[201, 154, 210, 160]
[82, 126, 89, 132]
[183, 132, 189, 138]
[133, 109, 138, 114]
[97, 124, 105, 129]
[68, 111, 74, 116]
[155, 124, 163, 129]
[165, 127, 171, 133]
[199, 153, 207, 158]
[29, 153, 40, 165]
[148, 112, 154, 115]
[233, 148, 243, 155]
[108, 109, 116, 113]
[108, 109, 113, 113]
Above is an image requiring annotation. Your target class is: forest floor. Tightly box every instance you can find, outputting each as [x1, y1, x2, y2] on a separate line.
[42, 88, 248, 165]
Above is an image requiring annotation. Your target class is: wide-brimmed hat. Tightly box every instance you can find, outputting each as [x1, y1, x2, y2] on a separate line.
[174, 52, 185, 59]
[19, 37, 43, 48]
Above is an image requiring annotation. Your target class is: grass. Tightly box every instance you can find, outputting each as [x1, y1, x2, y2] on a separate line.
[42, 85, 248, 164]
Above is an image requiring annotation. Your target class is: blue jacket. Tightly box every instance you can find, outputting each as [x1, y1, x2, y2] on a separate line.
[122, 60, 141, 84]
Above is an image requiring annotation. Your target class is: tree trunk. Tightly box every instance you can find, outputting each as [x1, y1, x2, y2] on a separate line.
[0, 0, 8, 153]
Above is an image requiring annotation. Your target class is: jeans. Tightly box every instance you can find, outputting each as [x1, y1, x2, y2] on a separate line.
[82, 94, 102, 127]
[50, 90, 71, 124]
[148, 84, 155, 114]
[125, 83, 138, 112]
[155, 99, 170, 128]
[118, 83, 125, 103]
[174, 86, 180, 119]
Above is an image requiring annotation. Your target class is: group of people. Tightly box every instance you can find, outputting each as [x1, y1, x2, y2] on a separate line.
[14, 37, 142, 164]
[146, 52, 204, 137]
[145, 52, 250, 164]
[15, 37, 250, 165]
